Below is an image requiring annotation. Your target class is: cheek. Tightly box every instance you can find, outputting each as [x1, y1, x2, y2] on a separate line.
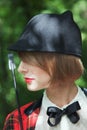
[35, 73, 51, 89]
[27, 79, 50, 91]
[26, 72, 51, 91]
[35, 71, 50, 82]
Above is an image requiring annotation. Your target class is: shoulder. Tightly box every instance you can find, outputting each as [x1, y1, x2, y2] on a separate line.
[3, 102, 33, 129]
[6, 102, 33, 120]
[3, 97, 42, 130]
[80, 87, 87, 96]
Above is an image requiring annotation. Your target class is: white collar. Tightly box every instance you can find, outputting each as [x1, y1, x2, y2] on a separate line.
[41, 86, 83, 110]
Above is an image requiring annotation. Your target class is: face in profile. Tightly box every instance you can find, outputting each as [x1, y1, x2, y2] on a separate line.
[18, 61, 51, 91]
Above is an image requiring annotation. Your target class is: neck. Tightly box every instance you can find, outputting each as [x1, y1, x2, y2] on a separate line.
[46, 82, 78, 108]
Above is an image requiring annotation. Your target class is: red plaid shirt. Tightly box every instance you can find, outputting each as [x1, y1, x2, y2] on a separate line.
[3, 88, 87, 130]
[3, 98, 42, 130]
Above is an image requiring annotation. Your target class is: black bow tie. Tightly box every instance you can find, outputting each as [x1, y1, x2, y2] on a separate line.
[47, 101, 81, 127]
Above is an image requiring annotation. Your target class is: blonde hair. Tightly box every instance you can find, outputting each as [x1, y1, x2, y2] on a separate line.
[19, 52, 84, 84]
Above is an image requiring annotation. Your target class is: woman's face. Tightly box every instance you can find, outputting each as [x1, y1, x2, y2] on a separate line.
[18, 61, 50, 91]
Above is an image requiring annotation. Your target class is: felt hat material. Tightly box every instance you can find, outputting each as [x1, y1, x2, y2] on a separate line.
[8, 11, 82, 57]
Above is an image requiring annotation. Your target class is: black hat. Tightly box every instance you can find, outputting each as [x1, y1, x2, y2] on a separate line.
[8, 11, 82, 57]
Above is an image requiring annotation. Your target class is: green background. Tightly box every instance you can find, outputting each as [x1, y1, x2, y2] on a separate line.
[0, 0, 87, 129]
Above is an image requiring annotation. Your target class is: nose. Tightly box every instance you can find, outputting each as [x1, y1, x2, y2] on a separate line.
[18, 61, 28, 74]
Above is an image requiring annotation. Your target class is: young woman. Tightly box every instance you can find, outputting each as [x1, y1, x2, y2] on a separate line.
[3, 10, 87, 130]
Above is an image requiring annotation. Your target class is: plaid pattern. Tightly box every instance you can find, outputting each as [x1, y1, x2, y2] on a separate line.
[3, 102, 40, 130]
[3, 88, 87, 130]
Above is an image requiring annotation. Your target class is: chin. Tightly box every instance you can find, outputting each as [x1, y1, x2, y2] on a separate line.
[27, 85, 40, 91]
[26, 82, 46, 91]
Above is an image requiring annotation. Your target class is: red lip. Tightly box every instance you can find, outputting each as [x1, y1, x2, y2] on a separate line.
[24, 78, 35, 83]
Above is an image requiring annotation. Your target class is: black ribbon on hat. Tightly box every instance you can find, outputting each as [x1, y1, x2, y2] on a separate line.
[47, 101, 81, 127]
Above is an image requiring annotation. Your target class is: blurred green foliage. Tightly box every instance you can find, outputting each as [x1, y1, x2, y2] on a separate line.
[0, 0, 87, 129]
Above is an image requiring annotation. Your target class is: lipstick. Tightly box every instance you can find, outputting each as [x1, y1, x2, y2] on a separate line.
[24, 78, 34, 83]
